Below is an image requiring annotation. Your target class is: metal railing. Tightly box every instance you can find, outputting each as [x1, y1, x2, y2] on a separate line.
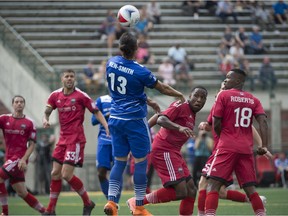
[0, 16, 60, 90]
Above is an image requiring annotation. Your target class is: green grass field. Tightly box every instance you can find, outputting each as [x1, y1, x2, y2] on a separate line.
[7, 188, 288, 215]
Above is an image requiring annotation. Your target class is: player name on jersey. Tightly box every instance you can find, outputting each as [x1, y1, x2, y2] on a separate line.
[109, 62, 134, 75]
[230, 96, 254, 104]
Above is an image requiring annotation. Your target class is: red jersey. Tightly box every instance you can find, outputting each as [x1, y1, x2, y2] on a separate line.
[213, 88, 265, 154]
[47, 87, 98, 145]
[153, 101, 196, 152]
[207, 103, 219, 153]
[0, 114, 36, 159]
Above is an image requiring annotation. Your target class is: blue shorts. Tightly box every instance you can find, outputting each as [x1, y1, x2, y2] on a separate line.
[96, 144, 113, 170]
[108, 117, 151, 159]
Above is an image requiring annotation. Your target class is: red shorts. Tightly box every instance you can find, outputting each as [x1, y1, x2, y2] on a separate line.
[0, 156, 25, 184]
[151, 149, 190, 187]
[207, 149, 257, 188]
[52, 142, 85, 167]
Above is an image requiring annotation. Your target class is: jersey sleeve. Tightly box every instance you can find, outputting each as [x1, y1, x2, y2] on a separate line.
[47, 92, 57, 109]
[213, 91, 225, 119]
[91, 98, 101, 126]
[29, 120, 37, 142]
[253, 97, 266, 117]
[82, 93, 99, 113]
[161, 101, 182, 122]
[140, 67, 158, 89]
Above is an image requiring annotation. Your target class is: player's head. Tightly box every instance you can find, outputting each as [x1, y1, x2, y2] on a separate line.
[119, 32, 138, 59]
[189, 86, 208, 113]
[12, 95, 25, 113]
[61, 69, 76, 90]
[223, 68, 246, 90]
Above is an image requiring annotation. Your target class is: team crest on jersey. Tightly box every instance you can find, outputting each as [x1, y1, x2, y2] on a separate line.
[20, 124, 26, 129]
[6, 122, 10, 126]
[240, 92, 244, 96]
[178, 167, 183, 175]
[57, 99, 61, 103]
[71, 98, 76, 104]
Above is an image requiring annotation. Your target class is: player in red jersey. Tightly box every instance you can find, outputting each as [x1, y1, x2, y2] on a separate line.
[42, 69, 109, 216]
[204, 68, 271, 216]
[197, 81, 271, 215]
[127, 86, 207, 216]
[0, 95, 46, 215]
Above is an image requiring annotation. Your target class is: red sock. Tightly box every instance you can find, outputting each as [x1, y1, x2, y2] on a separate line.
[47, 179, 62, 212]
[226, 190, 247, 202]
[144, 187, 176, 204]
[197, 189, 207, 215]
[23, 193, 45, 213]
[205, 191, 219, 216]
[68, 175, 90, 206]
[179, 197, 195, 216]
[249, 192, 266, 215]
[0, 183, 8, 215]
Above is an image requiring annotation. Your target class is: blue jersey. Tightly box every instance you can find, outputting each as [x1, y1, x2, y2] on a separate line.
[91, 95, 112, 145]
[106, 56, 158, 119]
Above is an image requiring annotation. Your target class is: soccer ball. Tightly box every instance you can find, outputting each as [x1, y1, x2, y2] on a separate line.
[117, 5, 140, 27]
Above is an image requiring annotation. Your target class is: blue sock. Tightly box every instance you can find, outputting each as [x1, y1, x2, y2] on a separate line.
[115, 177, 123, 203]
[133, 159, 148, 206]
[108, 160, 126, 202]
[100, 179, 109, 200]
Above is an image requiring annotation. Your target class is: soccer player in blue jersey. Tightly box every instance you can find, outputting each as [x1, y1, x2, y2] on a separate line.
[91, 94, 122, 205]
[103, 32, 185, 216]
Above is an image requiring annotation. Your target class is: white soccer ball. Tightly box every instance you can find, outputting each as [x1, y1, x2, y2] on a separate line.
[117, 5, 140, 27]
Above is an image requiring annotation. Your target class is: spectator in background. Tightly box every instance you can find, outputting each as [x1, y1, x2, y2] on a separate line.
[134, 6, 154, 35]
[272, 0, 288, 25]
[182, 0, 203, 19]
[248, 25, 266, 54]
[251, 1, 276, 32]
[205, 0, 218, 14]
[136, 34, 155, 65]
[82, 60, 99, 93]
[34, 133, 54, 195]
[147, 0, 162, 24]
[240, 58, 255, 91]
[235, 26, 250, 54]
[192, 130, 213, 186]
[274, 152, 288, 188]
[96, 60, 107, 89]
[158, 58, 176, 86]
[229, 41, 244, 63]
[175, 62, 193, 88]
[168, 43, 188, 66]
[104, 10, 117, 57]
[259, 56, 277, 91]
[219, 54, 234, 78]
[216, 0, 238, 24]
[221, 25, 235, 49]
[216, 42, 229, 66]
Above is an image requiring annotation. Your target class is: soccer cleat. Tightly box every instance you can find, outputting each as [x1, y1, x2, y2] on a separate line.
[104, 200, 118, 216]
[133, 206, 153, 216]
[126, 197, 136, 214]
[83, 200, 95, 216]
[42, 211, 56, 216]
[260, 195, 267, 212]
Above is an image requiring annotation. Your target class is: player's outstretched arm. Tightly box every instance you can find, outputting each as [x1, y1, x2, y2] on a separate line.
[154, 80, 185, 103]
[148, 114, 159, 128]
[94, 110, 110, 136]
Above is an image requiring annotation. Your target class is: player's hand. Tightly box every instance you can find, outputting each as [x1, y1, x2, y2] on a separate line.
[198, 122, 211, 131]
[18, 159, 27, 171]
[256, 147, 272, 158]
[105, 127, 110, 137]
[148, 100, 161, 114]
[178, 94, 186, 103]
[178, 126, 195, 138]
[43, 119, 50, 128]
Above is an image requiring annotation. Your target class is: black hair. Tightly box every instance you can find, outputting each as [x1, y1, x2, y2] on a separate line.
[119, 32, 138, 59]
[12, 95, 25, 104]
[191, 85, 208, 96]
[231, 68, 247, 78]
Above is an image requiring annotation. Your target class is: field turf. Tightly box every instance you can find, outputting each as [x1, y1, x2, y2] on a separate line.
[7, 188, 288, 215]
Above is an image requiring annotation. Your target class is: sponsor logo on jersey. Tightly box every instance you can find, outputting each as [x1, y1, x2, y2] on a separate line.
[20, 124, 26, 129]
